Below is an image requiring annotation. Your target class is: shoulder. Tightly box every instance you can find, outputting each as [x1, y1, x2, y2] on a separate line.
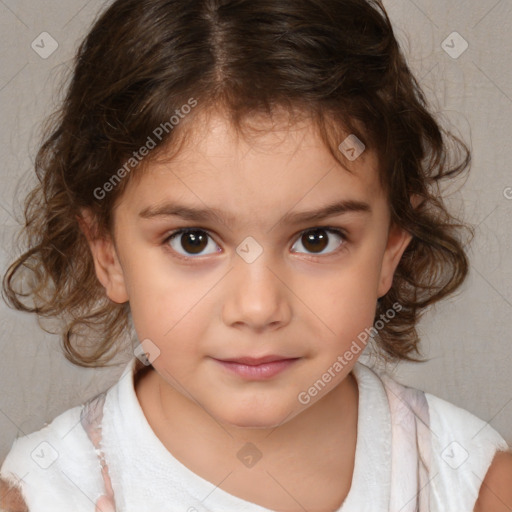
[0, 400, 106, 509]
[0, 477, 28, 511]
[424, 392, 511, 509]
[376, 369, 511, 508]
[474, 450, 512, 512]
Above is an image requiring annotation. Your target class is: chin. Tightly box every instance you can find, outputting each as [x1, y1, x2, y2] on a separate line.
[216, 405, 296, 430]
[226, 418, 281, 429]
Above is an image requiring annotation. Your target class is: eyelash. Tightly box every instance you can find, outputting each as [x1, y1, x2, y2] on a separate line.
[162, 226, 349, 262]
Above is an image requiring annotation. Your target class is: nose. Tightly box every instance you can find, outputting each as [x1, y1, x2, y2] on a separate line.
[222, 250, 292, 332]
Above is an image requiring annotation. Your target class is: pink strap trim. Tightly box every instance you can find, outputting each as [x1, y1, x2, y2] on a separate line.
[80, 393, 116, 509]
[382, 375, 432, 512]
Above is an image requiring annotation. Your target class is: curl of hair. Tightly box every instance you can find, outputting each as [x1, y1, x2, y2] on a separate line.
[3, 0, 473, 367]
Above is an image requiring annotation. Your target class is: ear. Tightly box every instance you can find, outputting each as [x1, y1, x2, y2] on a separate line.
[77, 210, 129, 304]
[377, 220, 413, 299]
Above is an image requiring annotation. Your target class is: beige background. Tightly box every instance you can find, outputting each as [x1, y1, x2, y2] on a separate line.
[0, 0, 511, 463]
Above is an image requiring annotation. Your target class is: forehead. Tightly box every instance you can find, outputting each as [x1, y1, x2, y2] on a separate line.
[163, 109, 376, 171]
[118, 109, 385, 223]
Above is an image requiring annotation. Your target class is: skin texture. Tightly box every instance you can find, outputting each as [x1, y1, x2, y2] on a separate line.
[0, 110, 510, 511]
[83, 109, 411, 510]
[77, 109, 512, 511]
[473, 451, 512, 512]
[0, 479, 28, 511]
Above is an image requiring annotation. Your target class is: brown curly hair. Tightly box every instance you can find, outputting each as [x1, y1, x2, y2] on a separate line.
[2, 0, 473, 367]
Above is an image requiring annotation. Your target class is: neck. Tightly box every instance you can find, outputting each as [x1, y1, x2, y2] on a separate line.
[142, 365, 358, 461]
[135, 364, 359, 509]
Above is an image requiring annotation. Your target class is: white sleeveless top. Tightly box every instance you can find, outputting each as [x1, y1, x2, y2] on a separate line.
[1, 358, 508, 511]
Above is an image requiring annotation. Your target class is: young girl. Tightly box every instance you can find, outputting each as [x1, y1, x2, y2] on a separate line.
[1, 0, 511, 510]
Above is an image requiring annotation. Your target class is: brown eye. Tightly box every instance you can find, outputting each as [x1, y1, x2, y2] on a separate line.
[291, 228, 345, 256]
[167, 229, 220, 257]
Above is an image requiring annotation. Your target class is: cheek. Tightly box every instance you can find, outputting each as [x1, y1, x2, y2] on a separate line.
[309, 258, 380, 318]
[299, 255, 381, 354]
[128, 278, 203, 339]
[123, 256, 217, 350]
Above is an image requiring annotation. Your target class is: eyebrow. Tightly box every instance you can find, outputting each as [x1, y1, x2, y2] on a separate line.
[138, 198, 372, 225]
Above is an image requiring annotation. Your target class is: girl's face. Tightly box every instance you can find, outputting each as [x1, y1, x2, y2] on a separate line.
[88, 110, 411, 429]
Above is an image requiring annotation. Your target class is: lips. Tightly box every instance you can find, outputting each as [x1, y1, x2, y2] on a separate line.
[218, 355, 298, 366]
[211, 355, 301, 380]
